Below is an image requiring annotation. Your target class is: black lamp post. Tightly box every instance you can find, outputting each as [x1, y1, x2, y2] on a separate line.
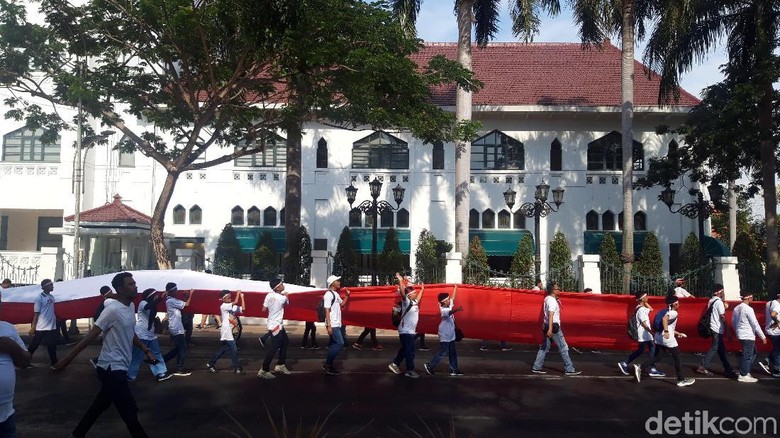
[504, 181, 565, 277]
[659, 185, 725, 247]
[346, 177, 405, 286]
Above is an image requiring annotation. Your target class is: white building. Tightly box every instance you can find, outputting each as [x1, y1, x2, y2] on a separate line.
[0, 42, 726, 287]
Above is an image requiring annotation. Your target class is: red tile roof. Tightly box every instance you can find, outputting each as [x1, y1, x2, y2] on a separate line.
[64, 194, 151, 225]
[412, 41, 700, 108]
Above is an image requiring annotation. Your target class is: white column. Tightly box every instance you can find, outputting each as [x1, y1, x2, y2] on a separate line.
[578, 254, 602, 293]
[445, 251, 463, 284]
[713, 256, 740, 300]
[39, 247, 60, 283]
[310, 250, 329, 288]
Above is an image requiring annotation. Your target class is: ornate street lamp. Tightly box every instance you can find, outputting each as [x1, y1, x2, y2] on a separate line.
[659, 185, 724, 245]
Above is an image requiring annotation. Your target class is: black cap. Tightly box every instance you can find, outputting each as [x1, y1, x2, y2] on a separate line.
[142, 288, 156, 299]
[269, 278, 283, 290]
[665, 295, 679, 305]
[165, 282, 177, 293]
[634, 290, 647, 300]
[99, 285, 112, 295]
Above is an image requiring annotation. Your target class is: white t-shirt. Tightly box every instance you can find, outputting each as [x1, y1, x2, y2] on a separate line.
[766, 300, 780, 337]
[655, 308, 679, 348]
[323, 290, 343, 328]
[636, 306, 653, 342]
[0, 321, 26, 422]
[134, 299, 158, 341]
[399, 296, 419, 335]
[733, 302, 765, 341]
[542, 295, 561, 326]
[95, 299, 137, 371]
[674, 287, 692, 298]
[438, 301, 456, 342]
[708, 297, 726, 335]
[263, 292, 288, 334]
[34, 292, 56, 330]
[219, 302, 242, 341]
[166, 297, 186, 336]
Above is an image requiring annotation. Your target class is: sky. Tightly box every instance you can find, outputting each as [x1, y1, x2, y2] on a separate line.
[415, 3, 728, 99]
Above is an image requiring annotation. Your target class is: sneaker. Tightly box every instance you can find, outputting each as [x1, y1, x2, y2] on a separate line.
[677, 378, 696, 387]
[695, 366, 713, 376]
[173, 369, 191, 377]
[648, 368, 666, 378]
[618, 362, 629, 376]
[206, 364, 217, 374]
[565, 370, 582, 376]
[479, 346, 489, 352]
[127, 376, 136, 382]
[258, 337, 265, 348]
[234, 368, 245, 375]
[449, 370, 464, 376]
[404, 370, 420, 379]
[308, 345, 321, 350]
[351, 343, 362, 351]
[373, 345, 384, 351]
[501, 347, 513, 352]
[591, 349, 602, 354]
[737, 374, 758, 383]
[633, 364, 642, 383]
[257, 370, 276, 379]
[571, 347, 583, 354]
[300, 345, 308, 349]
[423, 363, 434, 375]
[772, 372, 780, 378]
[388, 363, 401, 375]
[156, 372, 173, 382]
[274, 364, 292, 375]
[725, 371, 739, 379]
[531, 368, 547, 374]
[324, 366, 340, 375]
[418, 346, 430, 351]
[759, 360, 772, 375]
[89, 358, 98, 369]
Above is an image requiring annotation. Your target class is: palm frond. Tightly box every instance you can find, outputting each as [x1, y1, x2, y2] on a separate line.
[389, 0, 421, 36]
[473, 0, 500, 47]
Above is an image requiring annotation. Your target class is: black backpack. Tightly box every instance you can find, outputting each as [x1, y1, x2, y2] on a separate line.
[391, 298, 412, 328]
[316, 291, 335, 323]
[627, 306, 640, 341]
[697, 300, 717, 338]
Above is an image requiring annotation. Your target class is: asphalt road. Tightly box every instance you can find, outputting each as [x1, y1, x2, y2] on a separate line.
[11, 325, 780, 438]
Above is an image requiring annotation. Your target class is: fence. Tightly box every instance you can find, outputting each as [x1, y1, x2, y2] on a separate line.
[737, 264, 767, 300]
[600, 261, 715, 297]
[0, 252, 40, 286]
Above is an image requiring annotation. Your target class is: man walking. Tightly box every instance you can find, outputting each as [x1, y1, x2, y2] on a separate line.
[323, 275, 350, 375]
[257, 279, 291, 379]
[207, 290, 245, 375]
[732, 292, 767, 383]
[0, 289, 31, 437]
[531, 281, 581, 376]
[696, 284, 736, 377]
[762, 291, 780, 377]
[388, 281, 425, 379]
[27, 279, 58, 367]
[635, 295, 695, 387]
[162, 282, 194, 376]
[618, 291, 659, 376]
[54, 272, 158, 438]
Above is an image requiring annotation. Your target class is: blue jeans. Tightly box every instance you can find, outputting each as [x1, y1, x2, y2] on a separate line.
[393, 333, 416, 372]
[625, 341, 655, 364]
[163, 334, 188, 370]
[532, 329, 575, 373]
[701, 333, 734, 373]
[769, 335, 780, 373]
[128, 339, 167, 380]
[739, 339, 757, 377]
[209, 340, 239, 370]
[428, 341, 458, 372]
[325, 326, 346, 366]
[0, 413, 15, 438]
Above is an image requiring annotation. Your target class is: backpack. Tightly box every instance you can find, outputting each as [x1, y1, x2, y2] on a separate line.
[316, 290, 335, 323]
[391, 298, 412, 328]
[627, 306, 640, 341]
[697, 300, 716, 338]
[652, 308, 677, 332]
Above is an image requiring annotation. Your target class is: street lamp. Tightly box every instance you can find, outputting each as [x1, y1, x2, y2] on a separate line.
[73, 129, 115, 278]
[504, 181, 565, 277]
[659, 185, 725, 246]
[345, 177, 405, 286]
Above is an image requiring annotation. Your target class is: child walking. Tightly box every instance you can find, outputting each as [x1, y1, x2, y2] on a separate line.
[424, 285, 464, 376]
[206, 290, 245, 374]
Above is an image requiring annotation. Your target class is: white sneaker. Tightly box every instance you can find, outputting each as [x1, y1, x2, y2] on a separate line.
[404, 370, 420, 379]
[618, 362, 629, 376]
[759, 360, 771, 375]
[737, 374, 758, 383]
[388, 363, 401, 375]
[257, 370, 276, 379]
[633, 364, 641, 383]
[676, 378, 695, 387]
[274, 364, 292, 375]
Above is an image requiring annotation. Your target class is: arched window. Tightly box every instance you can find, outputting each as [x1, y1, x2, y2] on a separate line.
[173, 205, 185, 224]
[587, 131, 644, 171]
[264, 207, 277, 226]
[279, 208, 285, 226]
[349, 208, 362, 227]
[497, 209, 511, 229]
[396, 209, 409, 228]
[316, 137, 328, 169]
[352, 131, 409, 169]
[668, 139, 679, 168]
[602, 210, 615, 231]
[513, 211, 526, 229]
[618, 212, 624, 231]
[231, 206, 244, 226]
[550, 138, 562, 171]
[2, 127, 61, 162]
[432, 141, 444, 169]
[469, 209, 480, 229]
[586, 210, 599, 231]
[471, 130, 524, 170]
[635, 211, 647, 231]
[189, 205, 202, 225]
[380, 210, 394, 228]
[234, 132, 287, 167]
[482, 209, 495, 229]
[247, 206, 261, 226]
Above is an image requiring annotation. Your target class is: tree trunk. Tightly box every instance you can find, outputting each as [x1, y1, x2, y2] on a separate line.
[454, 0, 474, 262]
[757, 81, 778, 294]
[620, 1, 635, 294]
[151, 171, 180, 270]
[284, 120, 303, 276]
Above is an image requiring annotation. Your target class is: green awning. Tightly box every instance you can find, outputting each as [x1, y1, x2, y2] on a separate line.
[233, 227, 286, 253]
[350, 229, 411, 254]
[702, 236, 730, 257]
[584, 231, 647, 255]
[468, 230, 534, 256]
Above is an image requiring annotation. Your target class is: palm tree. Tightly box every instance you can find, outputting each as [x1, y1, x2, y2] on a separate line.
[643, 0, 780, 293]
[390, 0, 561, 262]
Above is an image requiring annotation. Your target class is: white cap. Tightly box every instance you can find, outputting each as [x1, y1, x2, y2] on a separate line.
[326, 275, 341, 287]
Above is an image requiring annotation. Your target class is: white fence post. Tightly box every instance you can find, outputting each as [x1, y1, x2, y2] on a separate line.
[712, 256, 740, 300]
[578, 254, 602, 293]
